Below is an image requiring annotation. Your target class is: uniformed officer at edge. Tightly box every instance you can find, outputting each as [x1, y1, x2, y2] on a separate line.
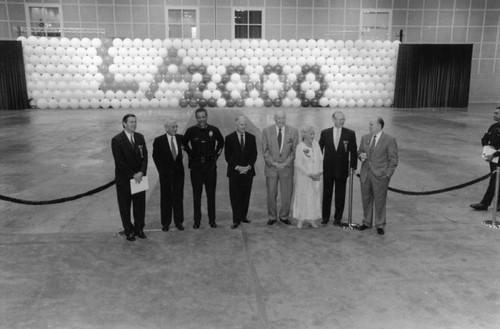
[183, 108, 224, 228]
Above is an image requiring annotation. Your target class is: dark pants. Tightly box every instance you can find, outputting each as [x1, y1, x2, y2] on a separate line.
[190, 162, 217, 225]
[229, 174, 253, 224]
[160, 175, 184, 228]
[116, 182, 145, 235]
[481, 163, 499, 206]
[322, 176, 347, 222]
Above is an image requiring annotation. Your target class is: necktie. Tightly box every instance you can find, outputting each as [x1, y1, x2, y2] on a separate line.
[278, 128, 282, 151]
[240, 134, 245, 151]
[369, 135, 377, 156]
[334, 128, 340, 150]
[130, 134, 135, 147]
[170, 136, 177, 159]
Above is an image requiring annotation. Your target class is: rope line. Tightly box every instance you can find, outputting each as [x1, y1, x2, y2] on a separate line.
[0, 172, 493, 205]
[0, 180, 115, 205]
[356, 172, 492, 195]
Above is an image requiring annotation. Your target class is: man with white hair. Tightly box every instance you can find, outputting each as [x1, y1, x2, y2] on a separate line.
[262, 110, 299, 226]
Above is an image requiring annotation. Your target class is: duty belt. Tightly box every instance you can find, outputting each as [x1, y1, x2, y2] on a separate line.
[192, 154, 216, 163]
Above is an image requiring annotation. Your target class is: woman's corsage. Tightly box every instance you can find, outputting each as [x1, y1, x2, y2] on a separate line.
[303, 148, 311, 157]
[287, 137, 293, 144]
[138, 145, 144, 158]
[209, 130, 213, 137]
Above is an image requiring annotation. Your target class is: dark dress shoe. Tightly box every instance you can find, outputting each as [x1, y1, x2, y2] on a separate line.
[321, 219, 329, 225]
[231, 223, 240, 229]
[377, 228, 385, 235]
[135, 231, 147, 239]
[333, 220, 341, 226]
[241, 219, 251, 223]
[280, 219, 292, 225]
[359, 224, 370, 231]
[267, 219, 277, 225]
[210, 223, 217, 228]
[470, 203, 488, 211]
[162, 227, 169, 232]
[193, 223, 200, 229]
[176, 225, 184, 231]
[119, 231, 136, 242]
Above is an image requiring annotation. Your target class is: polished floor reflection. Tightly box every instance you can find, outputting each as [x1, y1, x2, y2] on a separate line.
[0, 105, 499, 329]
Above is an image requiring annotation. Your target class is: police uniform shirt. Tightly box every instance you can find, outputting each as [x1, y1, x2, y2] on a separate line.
[184, 124, 224, 161]
[482, 122, 500, 148]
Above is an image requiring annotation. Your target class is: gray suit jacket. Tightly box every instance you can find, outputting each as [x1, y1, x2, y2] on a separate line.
[262, 124, 299, 178]
[358, 132, 398, 183]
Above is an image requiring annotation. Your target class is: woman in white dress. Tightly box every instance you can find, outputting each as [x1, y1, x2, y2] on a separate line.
[292, 126, 323, 228]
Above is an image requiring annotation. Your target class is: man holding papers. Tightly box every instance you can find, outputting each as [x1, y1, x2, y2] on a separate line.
[471, 106, 500, 211]
[112, 114, 148, 241]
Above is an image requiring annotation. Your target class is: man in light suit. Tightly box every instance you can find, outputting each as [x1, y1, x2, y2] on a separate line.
[358, 117, 398, 235]
[262, 110, 299, 225]
[225, 116, 258, 229]
[111, 114, 148, 241]
[319, 111, 357, 226]
[152, 119, 185, 232]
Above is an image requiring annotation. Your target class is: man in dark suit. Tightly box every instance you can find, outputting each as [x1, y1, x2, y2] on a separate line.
[224, 116, 258, 229]
[111, 114, 148, 241]
[183, 108, 224, 229]
[358, 117, 398, 235]
[153, 119, 185, 232]
[470, 106, 500, 211]
[319, 111, 357, 226]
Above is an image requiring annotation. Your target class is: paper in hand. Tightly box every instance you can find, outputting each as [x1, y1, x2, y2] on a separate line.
[130, 176, 149, 194]
[482, 146, 498, 163]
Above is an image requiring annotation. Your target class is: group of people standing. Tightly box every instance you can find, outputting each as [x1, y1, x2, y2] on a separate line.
[111, 108, 398, 242]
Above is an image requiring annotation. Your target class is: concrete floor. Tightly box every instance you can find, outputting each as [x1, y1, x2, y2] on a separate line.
[0, 105, 499, 329]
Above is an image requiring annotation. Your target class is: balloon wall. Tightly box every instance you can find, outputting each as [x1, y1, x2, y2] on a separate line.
[19, 36, 399, 109]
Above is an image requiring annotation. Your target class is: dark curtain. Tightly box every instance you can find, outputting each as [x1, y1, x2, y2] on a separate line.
[394, 44, 473, 108]
[0, 41, 29, 110]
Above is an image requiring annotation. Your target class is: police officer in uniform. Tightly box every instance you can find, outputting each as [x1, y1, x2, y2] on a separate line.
[183, 108, 224, 228]
[471, 106, 500, 211]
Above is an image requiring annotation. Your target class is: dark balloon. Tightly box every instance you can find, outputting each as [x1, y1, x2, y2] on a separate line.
[221, 74, 230, 83]
[198, 65, 207, 74]
[311, 98, 320, 107]
[183, 73, 193, 82]
[259, 90, 268, 99]
[273, 98, 282, 107]
[222, 90, 231, 99]
[104, 73, 114, 83]
[311, 65, 320, 74]
[292, 81, 300, 90]
[279, 74, 287, 82]
[296, 73, 304, 82]
[159, 64, 168, 74]
[226, 65, 235, 75]
[202, 74, 211, 83]
[179, 98, 188, 108]
[193, 90, 203, 99]
[154, 74, 163, 83]
[302, 65, 310, 74]
[274, 65, 283, 74]
[103, 38, 113, 48]
[102, 55, 113, 65]
[264, 65, 273, 75]
[246, 82, 254, 91]
[149, 81, 159, 92]
[164, 74, 173, 82]
[188, 82, 197, 91]
[198, 98, 207, 107]
[298, 90, 305, 98]
[240, 90, 249, 99]
[178, 64, 187, 74]
[174, 74, 183, 82]
[264, 98, 273, 107]
[207, 98, 217, 107]
[187, 64, 197, 74]
[226, 99, 235, 107]
[278, 90, 286, 99]
[283, 82, 292, 91]
[97, 47, 108, 56]
[236, 65, 245, 75]
[320, 81, 328, 90]
[217, 82, 225, 90]
[235, 98, 245, 107]
[315, 90, 324, 98]
[198, 82, 206, 91]
[184, 90, 193, 99]
[145, 90, 154, 100]
[189, 98, 198, 107]
[254, 82, 262, 91]
[163, 57, 172, 66]
[168, 48, 177, 58]
[241, 74, 249, 83]
[316, 74, 324, 82]
[172, 57, 182, 65]
[301, 98, 310, 107]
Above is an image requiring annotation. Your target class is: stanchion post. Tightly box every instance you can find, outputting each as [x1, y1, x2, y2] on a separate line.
[347, 167, 355, 227]
[491, 165, 499, 227]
